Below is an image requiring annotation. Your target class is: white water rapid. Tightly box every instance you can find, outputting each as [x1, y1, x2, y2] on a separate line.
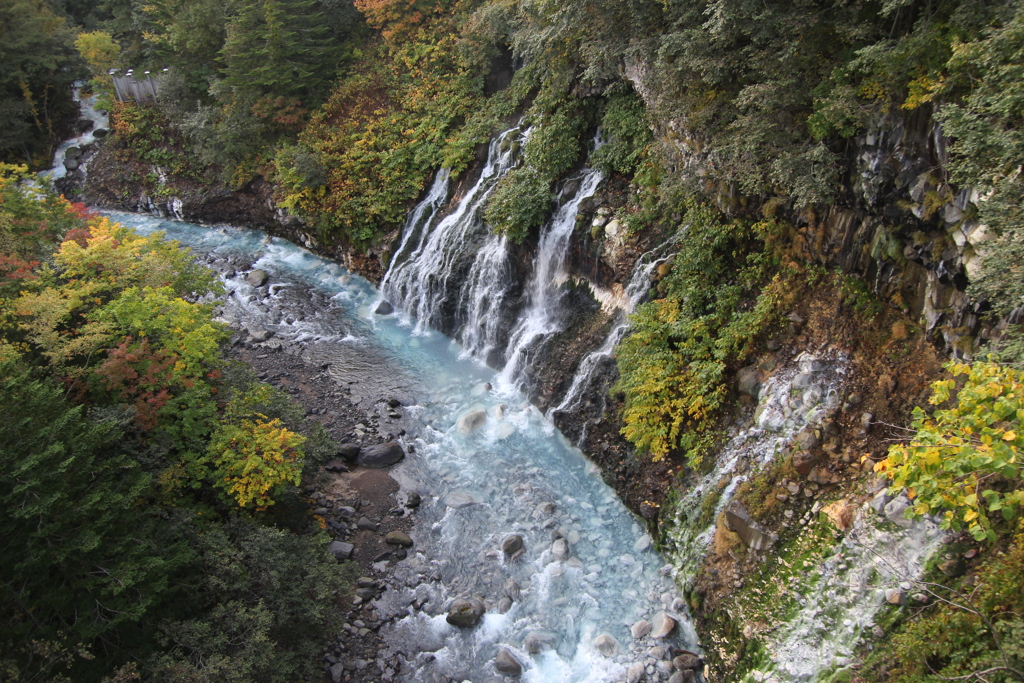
[40, 84, 108, 181]
[104, 210, 701, 683]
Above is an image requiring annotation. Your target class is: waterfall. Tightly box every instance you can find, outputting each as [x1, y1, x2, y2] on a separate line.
[547, 240, 676, 421]
[380, 168, 450, 298]
[39, 83, 108, 181]
[496, 156, 604, 393]
[381, 126, 527, 348]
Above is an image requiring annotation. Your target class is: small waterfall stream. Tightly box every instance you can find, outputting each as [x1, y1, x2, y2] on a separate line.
[40, 84, 108, 181]
[496, 160, 604, 393]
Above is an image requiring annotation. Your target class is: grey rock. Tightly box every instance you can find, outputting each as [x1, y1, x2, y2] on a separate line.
[502, 534, 525, 559]
[667, 674, 684, 683]
[457, 408, 487, 434]
[650, 611, 677, 639]
[65, 145, 83, 160]
[337, 443, 361, 461]
[504, 579, 521, 601]
[246, 269, 268, 287]
[631, 619, 652, 639]
[524, 630, 558, 654]
[766, 338, 782, 351]
[446, 598, 485, 628]
[552, 538, 570, 561]
[249, 328, 273, 342]
[324, 459, 349, 473]
[626, 662, 644, 683]
[385, 531, 413, 547]
[328, 541, 354, 560]
[356, 517, 378, 531]
[724, 503, 778, 551]
[795, 427, 820, 451]
[594, 633, 619, 657]
[736, 365, 761, 398]
[884, 495, 914, 528]
[869, 489, 893, 512]
[375, 300, 394, 315]
[673, 653, 703, 671]
[648, 646, 667, 660]
[93, 128, 108, 138]
[329, 662, 345, 683]
[403, 490, 421, 507]
[494, 648, 522, 676]
[357, 442, 404, 468]
[497, 596, 513, 614]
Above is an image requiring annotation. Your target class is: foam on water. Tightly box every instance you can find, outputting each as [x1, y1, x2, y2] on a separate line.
[103, 210, 700, 682]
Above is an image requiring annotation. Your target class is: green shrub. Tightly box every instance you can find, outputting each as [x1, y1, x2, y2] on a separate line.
[484, 166, 552, 243]
[616, 203, 787, 466]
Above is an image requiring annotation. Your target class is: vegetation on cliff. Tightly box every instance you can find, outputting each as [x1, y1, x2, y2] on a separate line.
[0, 169, 348, 682]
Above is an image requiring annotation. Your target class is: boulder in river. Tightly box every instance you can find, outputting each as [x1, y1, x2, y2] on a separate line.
[494, 648, 522, 676]
[246, 269, 268, 287]
[63, 157, 80, 171]
[446, 598, 485, 627]
[93, 128, 108, 138]
[736, 364, 760, 398]
[650, 611, 677, 639]
[626, 662, 644, 683]
[524, 630, 558, 654]
[504, 578, 521, 601]
[551, 538, 569, 561]
[375, 300, 394, 315]
[357, 442, 404, 468]
[594, 634, 619, 657]
[457, 408, 487, 434]
[630, 619, 652, 639]
[502, 534, 525, 559]
[497, 596, 513, 614]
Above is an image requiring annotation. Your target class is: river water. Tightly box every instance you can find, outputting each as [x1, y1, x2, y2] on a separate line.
[104, 210, 700, 683]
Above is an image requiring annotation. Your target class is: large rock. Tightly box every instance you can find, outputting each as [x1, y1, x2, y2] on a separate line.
[736, 364, 761, 398]
[337, 442, 361, 461]
[63, 157, 80, 171]
[385, 531, 413, 547]
[524, 630, 558, 654]
[551, 538, 570, 561]
[650, 611, 677, 639]
[457, 409, 487, 434]
[494, 648, 522, 676]
[357, 442, 405, 468]
[673, 653, 704, 671]
[724, 503, 777, 552]
[626, 663, 645, 683]
[446, 598, 485, 628]
[795, 427, 821, 451]
[793, 449, 820, 476]
[631, 619, 652, 639]
[502, 534, 525, 559]
[375, 300, 394, 315]
[504, 579, 521, 601]
[328, 541, 354, 560]
[594, 634, 619, 657]
[65, 145, 83, 160]
[246, 269, 268, 287]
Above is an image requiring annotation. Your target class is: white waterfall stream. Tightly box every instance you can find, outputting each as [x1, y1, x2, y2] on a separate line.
[381, 125, 528, 353]
[495, 159, 605, 393]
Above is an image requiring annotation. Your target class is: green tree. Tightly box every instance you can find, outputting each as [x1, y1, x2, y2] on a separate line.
[0, 0, 84, 166]
[0, 351, 185, 681]
[75, 31, 121, 110]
